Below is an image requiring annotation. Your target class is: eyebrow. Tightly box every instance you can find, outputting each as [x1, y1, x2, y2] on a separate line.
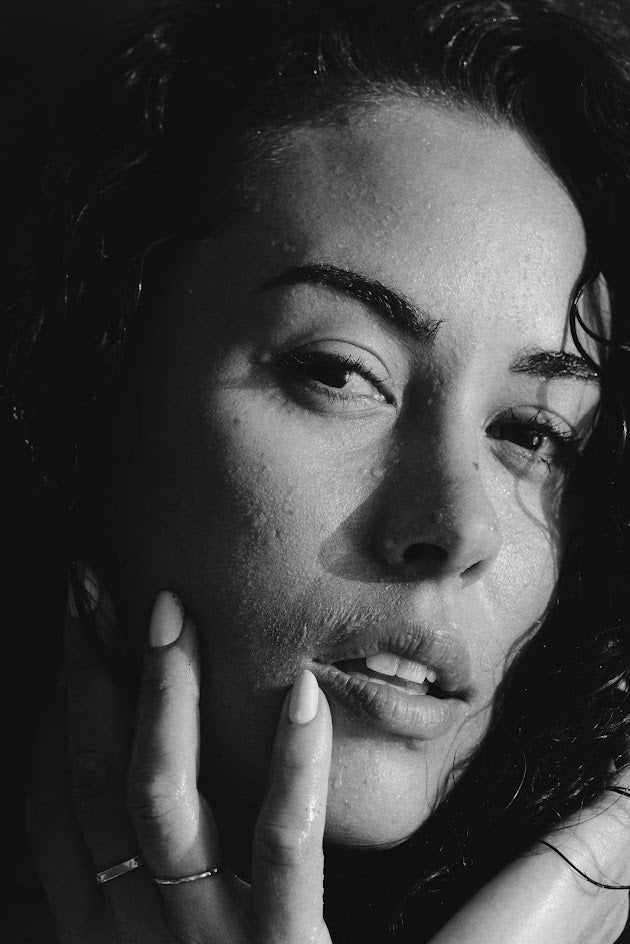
[256, 263, 441, 342]
[510, 349, 600, 384]
[256, 262, 600, 384]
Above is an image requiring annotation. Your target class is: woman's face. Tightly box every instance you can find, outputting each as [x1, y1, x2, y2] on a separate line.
[119, 101, 600, 850]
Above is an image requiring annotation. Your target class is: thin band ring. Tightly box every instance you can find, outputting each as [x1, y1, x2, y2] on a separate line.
[154, 865, 223, 885]
[95, 854, 144, 885]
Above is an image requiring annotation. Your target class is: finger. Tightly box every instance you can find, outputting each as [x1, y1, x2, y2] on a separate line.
[66, 566, 167, 938]
[127, 591, 220, 871]
[251, 670, 333, 944]
[26, 703, 105, 943]
[127, 592, 243, 938]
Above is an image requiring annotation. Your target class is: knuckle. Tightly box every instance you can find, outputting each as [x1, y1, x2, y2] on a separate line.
[137, 660, 198, 713]
[275, 746, 312, 775]
[254, 817, 312, 869]
[71, 750, 111, 804]
[139, 661, 175, 701]
[139, 649, 198, 703]
[126, 772, 183, 828]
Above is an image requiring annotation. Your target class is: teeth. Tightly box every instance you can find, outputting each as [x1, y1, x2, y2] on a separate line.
[395, 657, 428, 684]
[365, 652, 437, 685]
[348, 671, 416, 694]
[348, 671, 386, 685]
[365, 653, 399, 676]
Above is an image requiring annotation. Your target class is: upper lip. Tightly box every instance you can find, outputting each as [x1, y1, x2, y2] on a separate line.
[313, 619, 473, 695]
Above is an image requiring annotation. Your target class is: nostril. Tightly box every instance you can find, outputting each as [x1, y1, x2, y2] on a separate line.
[402, 543, 448, 566]
[461, 558, 488, 583]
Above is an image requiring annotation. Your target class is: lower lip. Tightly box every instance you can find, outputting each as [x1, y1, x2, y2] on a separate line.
[311, 662, 467, 740]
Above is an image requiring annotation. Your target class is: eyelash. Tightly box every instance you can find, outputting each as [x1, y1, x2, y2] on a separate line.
[278, 350, 391, 403]
[277, 350, 583, 469]
[489, 409, 582, 470]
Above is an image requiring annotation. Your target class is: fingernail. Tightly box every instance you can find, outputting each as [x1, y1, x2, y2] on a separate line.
[149, 591, 185, 647]
[289, 669, 319, 724]
[67, 562, 100, 619]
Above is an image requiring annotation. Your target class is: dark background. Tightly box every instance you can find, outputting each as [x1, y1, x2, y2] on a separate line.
[2, 0, 630, 940]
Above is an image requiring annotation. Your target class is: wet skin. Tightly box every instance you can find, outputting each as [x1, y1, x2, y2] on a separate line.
[117, 101, 601, 856]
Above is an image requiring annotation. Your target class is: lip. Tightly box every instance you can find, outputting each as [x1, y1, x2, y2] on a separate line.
[313, 620, 472, 693]
[309, 619, 472, 741]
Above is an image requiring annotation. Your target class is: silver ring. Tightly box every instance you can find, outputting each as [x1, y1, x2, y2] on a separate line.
[95, 854, 144, 885]
[154, 865, 222, 885]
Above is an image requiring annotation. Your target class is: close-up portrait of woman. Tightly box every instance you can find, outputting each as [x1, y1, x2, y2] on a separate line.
[4, 0, 630, 941]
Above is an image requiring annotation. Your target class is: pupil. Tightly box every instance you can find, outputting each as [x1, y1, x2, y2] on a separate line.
[501, 423, 546, 451]
[312, 365, 350, 388]
[518, 429, 544, 450]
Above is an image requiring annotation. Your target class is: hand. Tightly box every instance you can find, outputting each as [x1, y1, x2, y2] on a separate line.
[27, 573, 333, 944]
[427, 769, 630, 944]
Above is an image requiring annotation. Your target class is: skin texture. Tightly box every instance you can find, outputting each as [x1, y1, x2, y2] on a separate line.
[26, 583, 630, 944]
[117, 100, 601, 861]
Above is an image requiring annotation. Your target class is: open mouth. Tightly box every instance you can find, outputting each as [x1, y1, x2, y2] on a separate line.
[309, 619, 471, 738]
[311, 650, 464, 740]
[333, 654, 447, 698]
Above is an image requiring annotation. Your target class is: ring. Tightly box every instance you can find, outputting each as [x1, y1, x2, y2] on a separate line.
[154, 865, 222, 885]
[95, 854, 144, 885]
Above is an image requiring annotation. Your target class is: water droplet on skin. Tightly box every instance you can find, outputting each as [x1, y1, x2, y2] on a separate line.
[330, 772, 344, 791]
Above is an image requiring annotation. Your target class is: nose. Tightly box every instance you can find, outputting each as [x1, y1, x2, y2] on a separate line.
[376, 448, 502, 583]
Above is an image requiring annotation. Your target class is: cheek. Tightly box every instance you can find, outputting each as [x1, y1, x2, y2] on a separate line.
[119, 398, 344, 806]
[127, 396, 348, 675]
[492, 459, 565, 595]
[469, 473, 563, 693]
[494, 514, 559, 607]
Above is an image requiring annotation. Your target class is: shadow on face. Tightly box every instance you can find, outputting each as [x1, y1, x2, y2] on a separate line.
[116, 99, 602, 850]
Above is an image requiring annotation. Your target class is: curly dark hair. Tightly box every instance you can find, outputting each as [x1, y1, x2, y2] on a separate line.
[4, 0, 630, 940]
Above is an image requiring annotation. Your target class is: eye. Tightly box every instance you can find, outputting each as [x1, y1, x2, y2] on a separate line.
[487, 409, 581, 472]
[277, 342, 394, 411]
[496, 423, 551, 453]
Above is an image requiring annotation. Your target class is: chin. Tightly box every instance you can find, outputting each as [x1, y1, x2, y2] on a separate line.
[324, 805, 425, 850]
[322, 730, 436, 849]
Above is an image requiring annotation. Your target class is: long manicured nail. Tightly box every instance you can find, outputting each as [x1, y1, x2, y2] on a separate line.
[149, 591, 185, 647]
[67, 562, 100, 619]
[289, 669, 319, 724]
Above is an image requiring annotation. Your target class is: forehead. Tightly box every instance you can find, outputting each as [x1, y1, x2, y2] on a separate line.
[250, 100, 587, 354]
